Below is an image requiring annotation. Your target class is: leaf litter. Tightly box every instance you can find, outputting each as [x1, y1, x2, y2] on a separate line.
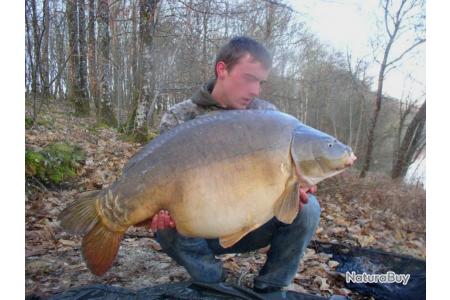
[25, 106, 425, 299]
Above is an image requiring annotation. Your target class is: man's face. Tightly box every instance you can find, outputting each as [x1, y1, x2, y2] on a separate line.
[216, 53, 270, 109]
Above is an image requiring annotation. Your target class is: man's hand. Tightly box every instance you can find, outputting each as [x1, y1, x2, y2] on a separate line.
[299, 185, 317, 210]
[150, 210, 176, 232]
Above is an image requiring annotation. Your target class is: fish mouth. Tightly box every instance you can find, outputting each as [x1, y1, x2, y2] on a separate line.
[344, 153, 357, 167]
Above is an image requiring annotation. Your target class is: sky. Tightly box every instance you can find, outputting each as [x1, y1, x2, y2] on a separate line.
[286, 0, 426, 102]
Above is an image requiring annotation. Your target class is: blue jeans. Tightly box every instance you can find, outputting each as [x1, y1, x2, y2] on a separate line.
[155, 194, 321, 289]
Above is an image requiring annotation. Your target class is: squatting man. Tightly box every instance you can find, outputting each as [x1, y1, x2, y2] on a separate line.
[147, 36, 321, 293]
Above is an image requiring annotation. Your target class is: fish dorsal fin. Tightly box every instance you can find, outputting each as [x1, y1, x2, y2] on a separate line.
[219, 223, 261, 248]
[274, 182, 299, 224]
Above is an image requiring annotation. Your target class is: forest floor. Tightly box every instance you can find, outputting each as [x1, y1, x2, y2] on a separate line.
[25, 105, 426, 299]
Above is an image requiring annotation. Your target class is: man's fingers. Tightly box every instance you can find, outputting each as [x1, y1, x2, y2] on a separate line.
[150, 214, 158, 232]
[309, 185, 317, 194]
[157, 210, 166, 229]
[163, 210, 171, 227]
[299, 188, 309, 204]
[150, 210, 176, 232]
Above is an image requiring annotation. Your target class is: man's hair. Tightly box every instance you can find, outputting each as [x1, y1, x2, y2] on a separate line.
[214, 36, 272, 78]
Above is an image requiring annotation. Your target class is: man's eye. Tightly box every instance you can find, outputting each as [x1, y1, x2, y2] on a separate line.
[244, 75, 257, 82]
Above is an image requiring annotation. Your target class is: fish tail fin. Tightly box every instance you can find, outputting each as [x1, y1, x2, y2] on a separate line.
[82, 221, 123, 276]
[59, 191, 124, 276]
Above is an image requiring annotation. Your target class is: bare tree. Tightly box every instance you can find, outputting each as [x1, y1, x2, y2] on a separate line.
[67, 0, 79, 110]
[391, 100, 425, 179]
[67, 0, 90, 115]
[88, 0, 100, 116]
[41, 0, 51, 100]
[129, 0, 160, 141]
[392, 97, 414, 166]
[78, 0, 90, 103]
[97, 0, 117, 126]
[360, 0, 425, 177]
[30, 0, 41, 97]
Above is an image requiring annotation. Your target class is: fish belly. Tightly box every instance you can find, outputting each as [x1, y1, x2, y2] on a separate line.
[169, 148, 293, 238]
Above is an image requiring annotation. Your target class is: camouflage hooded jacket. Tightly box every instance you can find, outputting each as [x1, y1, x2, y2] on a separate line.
[159, 80, 278, 134]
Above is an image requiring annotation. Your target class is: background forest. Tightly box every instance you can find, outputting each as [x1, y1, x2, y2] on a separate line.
[25, 0, 426, 179]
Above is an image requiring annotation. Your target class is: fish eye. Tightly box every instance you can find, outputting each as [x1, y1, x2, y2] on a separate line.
[328, 143, 333, 148]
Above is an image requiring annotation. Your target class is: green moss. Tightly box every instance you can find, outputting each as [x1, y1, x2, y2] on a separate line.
[87, 122, 113, 135]
[25, 142, 85, 185]
[119, 130, 158, 144]
[25, 151, 46, 178]
[25, 116, 34, 129]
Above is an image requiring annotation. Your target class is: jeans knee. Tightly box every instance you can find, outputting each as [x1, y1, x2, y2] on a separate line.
[296, 194, 321, 230]
[155, 228, 177, 249]
[307, 194, 321, 217]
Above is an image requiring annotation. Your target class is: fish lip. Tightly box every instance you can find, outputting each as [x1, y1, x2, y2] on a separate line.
[344, 153, 357, 167]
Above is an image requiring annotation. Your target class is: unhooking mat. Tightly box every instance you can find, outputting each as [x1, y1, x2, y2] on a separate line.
[310, 241, 426, 300]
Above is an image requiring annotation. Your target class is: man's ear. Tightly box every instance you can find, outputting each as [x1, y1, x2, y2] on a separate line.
[216, 61, 227, 79]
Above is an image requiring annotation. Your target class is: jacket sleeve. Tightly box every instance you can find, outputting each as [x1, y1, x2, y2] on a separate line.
[159, 110, 180, 134]
[250, 98, 279, 111]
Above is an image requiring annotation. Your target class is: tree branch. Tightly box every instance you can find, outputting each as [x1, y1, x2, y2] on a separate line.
[383, 0, 393, 38]
[386, 38, 425, 68]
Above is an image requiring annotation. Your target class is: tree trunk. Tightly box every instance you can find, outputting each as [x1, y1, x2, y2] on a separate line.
[77, 0, 90, 114]
[54, 2, 66, 101]
[31, 0, 41, 97]
[111, 3, 121, 125]
[88, 0, 100, 117]
[67, 0, 79, 100]
[392, 101, 413, 168]
[67, 0, 88, 115]
[41, 0, 51, 100]
[359, 60, 387, 177]
[201, 0, 210, 82]
[25, 0, 36, 99]
[97, 0, 117, 126]
[131, 0, 160, 142]
[126, 0, 139, 132]
[391, 101, 426, 179]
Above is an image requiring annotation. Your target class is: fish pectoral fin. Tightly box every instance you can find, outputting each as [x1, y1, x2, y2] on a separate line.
[274, 183, 299, 224]
[219, 224, 261, 248]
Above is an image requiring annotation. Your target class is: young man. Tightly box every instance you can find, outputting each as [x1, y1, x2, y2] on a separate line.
[150, 36, 320, 293]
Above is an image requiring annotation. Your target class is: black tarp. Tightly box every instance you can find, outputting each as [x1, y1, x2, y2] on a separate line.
[26, 241, 425, 300]
[310, 241, 426, 300]
[31, 282, 336, 300]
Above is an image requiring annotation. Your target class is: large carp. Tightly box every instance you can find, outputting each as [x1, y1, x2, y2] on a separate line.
[59, 110, 356, 276]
